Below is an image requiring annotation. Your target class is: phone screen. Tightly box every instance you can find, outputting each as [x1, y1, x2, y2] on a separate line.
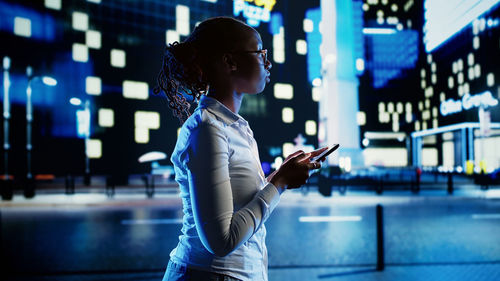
[311, 144, 340, 162]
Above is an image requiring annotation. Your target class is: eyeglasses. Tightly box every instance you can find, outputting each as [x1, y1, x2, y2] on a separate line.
[232, 49, 268, 63]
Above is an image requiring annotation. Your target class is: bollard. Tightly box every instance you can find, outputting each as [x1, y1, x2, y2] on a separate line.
[65, 174, 75, 194]
[447, 173, 453, 194]
[376, 204, 385, 271]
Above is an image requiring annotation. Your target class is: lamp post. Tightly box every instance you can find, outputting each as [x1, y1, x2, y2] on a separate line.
[70, 97, 91, 186]
[1, 57, 12, 200]
[25, 66, 57, 197]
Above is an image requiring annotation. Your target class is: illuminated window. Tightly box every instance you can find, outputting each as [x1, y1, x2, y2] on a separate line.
[123, 80, 148, 100]
[422, 148, 438, 166]
[378, 102, 385, 112]
[431, 62, 436, 73]
[392, 120, 399, 132]
[98, 108, 114, 127]
[296, 40, 307, 55]
[391, 4, 398, 11]
[166, 30, 180, 45]
[303, 19, 313, 32]
[463, 83, 470, 94]
[305, 120, 317, 135]
[397, 23, 403, 31]
[135, 111, 160, 144]
[427, 54, 433, 64]
[362, 3, 369, 11]
[458, 72, 464, 84]
[363, 148, 408, 167]
[432, 107, 438, 117]
[415, 120, 420, 131]
[274, 83, 293, 100]
[448, 76, 454, 88]
[468, 53, 474, 65]
[86, 139, 102, 159]
[425, 87, 434, 98]
[312, 87, 321, 102]
[421, 69, 426, 78]
[86, 30, 101, 49]
[440, 92, 446, 102]
[72, 12, 88, 31]
[381, 0, 388, 5]
[135, 127, 149, 144]
[387, 17, 399, 25]
[282, 142, 295, 158]
[45, 0, 61, 10]
[282, 107, 294, 123]
[458, 85, 464, 96]
[468, 67, 475, 80]
[72, 43, 88, 62]
[406, 112, 412, 123]
[474, 64, 481, 77]
[431, 74, 437, 84]
[377, 10, 384, 17]
[405, 102, 412, 113]
[273, 27, 285, 63]
[425, 99, 430, 108]
[487, 73, 495, 87]
[85, 76, 101, 95]
[376, 17, 384, 25]
[473, 36, 480, 49]
[452, 62, 458, 74]
[387, 102, 394, 113]
[422, 121, 428, 130]
[356, 112, 366, 126]
[176, 5, 190, 36]
[14, 17, 31, 37]
[442, 141, 454, 168]
[457, 59, 463, 71]
[418, 101, 423, 111]
[111, 49, 126, 68]
[421, 80, 426, 89]
[396, 102, 403, 113]
[356, 58, 365, 72]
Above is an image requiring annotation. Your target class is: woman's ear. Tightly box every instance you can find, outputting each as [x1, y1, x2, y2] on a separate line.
[222, 53, 237, 71]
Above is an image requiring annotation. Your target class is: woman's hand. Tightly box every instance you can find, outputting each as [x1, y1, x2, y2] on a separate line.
[268, 151, 320, 190]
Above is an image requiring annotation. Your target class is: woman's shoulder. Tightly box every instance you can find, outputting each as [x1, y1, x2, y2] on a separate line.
[184, 107, 226, 132]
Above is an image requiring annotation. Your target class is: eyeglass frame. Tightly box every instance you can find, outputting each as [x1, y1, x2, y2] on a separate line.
[230, 49, 268, 64]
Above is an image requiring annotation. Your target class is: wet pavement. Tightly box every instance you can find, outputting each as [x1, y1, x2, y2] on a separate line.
[1, 188, 500, 281]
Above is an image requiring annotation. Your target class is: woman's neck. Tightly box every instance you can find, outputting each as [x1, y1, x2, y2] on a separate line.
[207, 88, 243, 114]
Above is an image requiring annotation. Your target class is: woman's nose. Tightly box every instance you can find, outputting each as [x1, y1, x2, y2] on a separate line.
[265, 60, 272, 70]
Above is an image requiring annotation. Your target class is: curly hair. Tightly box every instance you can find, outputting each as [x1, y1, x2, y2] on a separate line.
[154, 16, 253, 124]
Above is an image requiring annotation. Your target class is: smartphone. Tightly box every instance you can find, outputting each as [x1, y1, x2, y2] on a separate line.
[311, 144, 340, 162]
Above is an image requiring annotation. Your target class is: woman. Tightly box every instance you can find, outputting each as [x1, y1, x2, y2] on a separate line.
[156, 16, 327, 281]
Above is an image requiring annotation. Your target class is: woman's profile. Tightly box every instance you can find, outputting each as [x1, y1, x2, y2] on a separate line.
[155, 16, 327, 281]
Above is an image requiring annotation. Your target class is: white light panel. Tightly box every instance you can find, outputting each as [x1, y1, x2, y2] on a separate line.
[98, 108, 114, 127]
[45, 0, 61, 10]
[111, 49, 126, 68]
[86, 30, 101, 49]
[14, 17, 31, 37]
[176, 5, 190, 36]
[282, 107, 294, 123]
[72, 43, 88, 62]
[303, 19, 313, 32]
[305, 120, 317, 135]
[123, 80, 148, 100]
[296, 40, 307, 55]
[85, 76, 101, 95]
[86, 139, 102, 158]
[274, 83, 293, 100]
[166, 30, 180, 45]
[72, 12, 88, 31]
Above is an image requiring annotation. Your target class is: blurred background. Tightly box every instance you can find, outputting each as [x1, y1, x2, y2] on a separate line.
[1, 0, 500, 280]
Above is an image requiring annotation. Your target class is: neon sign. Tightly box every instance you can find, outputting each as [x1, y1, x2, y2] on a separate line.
[440, 90, 499, 116]
[233, 0, 276, 27]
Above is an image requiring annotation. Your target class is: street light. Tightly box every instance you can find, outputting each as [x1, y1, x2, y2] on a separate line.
[26, 66, 57, 197]
[1, 56, 12, 200]
[70, 97, 92, 186]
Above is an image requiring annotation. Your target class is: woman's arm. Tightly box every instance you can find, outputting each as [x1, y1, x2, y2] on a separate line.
[186, 122, 280, 257]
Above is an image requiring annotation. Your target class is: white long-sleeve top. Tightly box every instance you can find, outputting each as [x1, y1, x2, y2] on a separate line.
[169, 95, 281, 281]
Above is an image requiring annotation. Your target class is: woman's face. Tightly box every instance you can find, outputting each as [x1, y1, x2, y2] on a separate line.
[231, 29, 272, 95]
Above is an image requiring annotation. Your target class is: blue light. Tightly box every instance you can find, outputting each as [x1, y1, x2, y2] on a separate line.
[365, 30, 419, 88]
[269, 12, 283, 35]
[0, 2, 56, 41]
[305, 8, 322, 83]
[423, 0, 500, 52]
